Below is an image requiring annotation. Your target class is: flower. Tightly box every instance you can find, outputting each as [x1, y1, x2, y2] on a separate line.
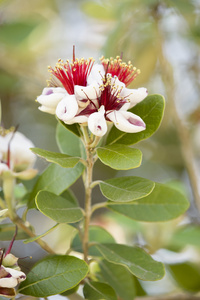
[0, 228, 26, 298]
[37, 50, 148, 137]
[0, 127, 37, 179]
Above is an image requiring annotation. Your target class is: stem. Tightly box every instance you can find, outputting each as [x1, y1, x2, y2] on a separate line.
[83, 146, 94, 263]
[2, 172, 55, 254]
[0, 197, 6, 209]
[155, 13, 200, 212]
[3, 173, 16, 220]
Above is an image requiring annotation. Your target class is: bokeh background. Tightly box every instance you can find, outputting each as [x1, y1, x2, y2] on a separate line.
[1, 0, 200, 297]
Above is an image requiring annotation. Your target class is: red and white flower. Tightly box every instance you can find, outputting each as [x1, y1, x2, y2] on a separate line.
[0, 128, 37, 179]
[37, 52, 148, 137]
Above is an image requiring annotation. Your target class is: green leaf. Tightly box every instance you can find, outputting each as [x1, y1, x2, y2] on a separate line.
[95, 244, 165, 281]
[28, 163, 84, 209]
[96, 144, 142, 170]
[24, 224, 59, 244]
[57, 118, 80, 138]
[97, 260, 136, 300]
[83, 281, 117, 300]
[100, 176, 155, 202]
[108, 183, 189, 221]
[0, 21, 38, 46]
[71, 225, 116, 256]
[31, 147, 80, 168]
[36, 190, 83, 223]
[106, 94, 165, 145]
[170, 225, 200, 248]
[19, 255, 88, 297]
[56, 122, 82, 156]
[0, 224, 29, 241]
[169, 262, 200, 292]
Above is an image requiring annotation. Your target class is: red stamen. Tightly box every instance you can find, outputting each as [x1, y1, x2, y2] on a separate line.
[48, 49, 95, 94]
[100, 56, 140, 87]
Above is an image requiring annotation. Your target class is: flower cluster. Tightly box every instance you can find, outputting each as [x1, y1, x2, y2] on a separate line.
[37, 52, 148, 137]
[0, 127, 37, 179]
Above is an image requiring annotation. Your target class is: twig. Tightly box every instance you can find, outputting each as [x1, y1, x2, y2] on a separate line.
[155, 13, 200, 212]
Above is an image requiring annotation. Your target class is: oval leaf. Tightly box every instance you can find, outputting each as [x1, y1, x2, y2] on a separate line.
[71, 225, 116, 256]
[106, 94, 165, 145]
[56, 122, 82, 156]
[95, 244, 165, 281]
[28, 163, 84, 209]
[100, 176, 155, 202]
[97, 260, 136, 300]
[96, 144, 142, 170]
[36, 190, 83, 223]
[83, 281, 117, 300]
[18, 255, 88, 297]
[31, 148, 80, 168]
[108, 183, 189, 221]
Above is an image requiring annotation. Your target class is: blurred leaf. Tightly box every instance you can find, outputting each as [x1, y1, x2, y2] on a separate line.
[169, 262, 200, 292]
[0, 223, 29, 240]
[134, 43, 158, 87]
[28, 163, 84, 209]
[36, 191, 83, 223]
[0, 99, 1, 123]
[0, 21, 39, 46]
[170, 225, 200, 248]
[106, 94, 165, 145]
[100, 176, 155, 202]
[0, 71, 17, 94]
[95, 243, 165, 281]
[108, 183, 189, 221]
[96, 144, 142, 170]
[82, 1, 115, 20]
[97, 260, 136, 300]
[83, 281, 117, 300]
[31, 147, 81, 168]
[71, 225, 116, 256]
[19, 255, 88, 297]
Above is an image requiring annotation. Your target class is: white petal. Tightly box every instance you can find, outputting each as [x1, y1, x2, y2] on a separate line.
[3, 132, 36, 171]
[108, 110, 146, 133]
[65, 115, 88, 125]
[120, 87, 148, 108]
[56, 95, 78, 123]
[88, 106, 107, 137]
[0, 267, 26, 288]
[38, 105, 56, 114]
[0, 163, 9, 175]
[75, 81, 100, 102]
[37, 87, 67, 110]
[87, 64, 105, 85]
[0, 277, 18, 288]
[4, 267, 26, 282]
[110, 76, 125, 90]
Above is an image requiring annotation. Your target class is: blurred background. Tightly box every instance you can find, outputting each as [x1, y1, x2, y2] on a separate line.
[1, 0, 200, 297]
